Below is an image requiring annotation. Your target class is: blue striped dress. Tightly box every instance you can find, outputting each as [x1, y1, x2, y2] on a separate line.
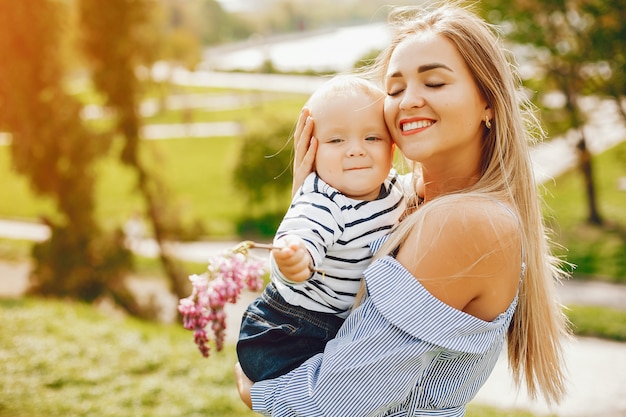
[251, 254, 519, 416]
[271, 170, 406, 318]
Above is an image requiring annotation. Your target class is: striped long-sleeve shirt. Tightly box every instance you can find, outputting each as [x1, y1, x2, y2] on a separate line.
[271, 170, 406, 318]
[251, 255, 519, 416]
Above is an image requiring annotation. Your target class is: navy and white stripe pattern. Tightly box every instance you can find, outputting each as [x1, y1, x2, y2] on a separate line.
[271, 170, 405, 318]
[251, 256, 519, 416]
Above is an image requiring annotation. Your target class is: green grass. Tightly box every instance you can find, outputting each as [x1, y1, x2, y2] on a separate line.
[93, 135, 248, 236]
[0, 298, 547, 417]
[541, 140, 626, 282]
[566, 304, 626, 341]
[0, 297, 256, 417]
[466, 405, 543, 417]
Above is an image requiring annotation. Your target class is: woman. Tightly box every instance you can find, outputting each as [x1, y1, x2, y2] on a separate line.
[236, 3, 570, 416]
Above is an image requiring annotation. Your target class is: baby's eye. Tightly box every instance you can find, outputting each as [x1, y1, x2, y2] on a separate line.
[328, 138, 343, 144]
[365, 136, 381, 142]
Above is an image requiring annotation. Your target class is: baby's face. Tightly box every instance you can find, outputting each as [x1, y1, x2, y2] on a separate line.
[311, 93, 393, 200]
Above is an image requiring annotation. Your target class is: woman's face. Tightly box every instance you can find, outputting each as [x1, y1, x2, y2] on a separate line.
[383, 32, 491, 172]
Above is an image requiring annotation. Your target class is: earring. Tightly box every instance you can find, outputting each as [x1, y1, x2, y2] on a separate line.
[485, 115, 492, 129]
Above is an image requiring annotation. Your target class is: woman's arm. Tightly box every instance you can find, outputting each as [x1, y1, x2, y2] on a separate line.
[292, 108, 317, 197]
[235, 362, 253, 409]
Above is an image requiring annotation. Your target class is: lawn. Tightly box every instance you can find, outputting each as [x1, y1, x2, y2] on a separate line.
[0, 297, 255, 417]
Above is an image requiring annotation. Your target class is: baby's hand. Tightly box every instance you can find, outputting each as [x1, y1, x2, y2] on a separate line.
[272, 236, 313, 283]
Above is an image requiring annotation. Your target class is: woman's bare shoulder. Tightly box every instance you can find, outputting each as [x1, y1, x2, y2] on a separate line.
[396, 196, 522, 319]
[423, 195, 520, 241]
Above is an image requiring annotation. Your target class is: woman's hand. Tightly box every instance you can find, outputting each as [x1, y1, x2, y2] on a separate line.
[292, 107, 317, 197]
[235, 362, 253, 410]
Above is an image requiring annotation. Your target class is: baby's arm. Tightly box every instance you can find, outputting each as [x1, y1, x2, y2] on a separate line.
[272, 235, 313, 283]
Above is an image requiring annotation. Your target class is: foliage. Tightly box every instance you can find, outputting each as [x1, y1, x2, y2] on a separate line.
[232, 115, 295, 211]
[579, 1, 626, 119]
[481, 0, 623, 132]
[0, 0, 132, 302]
[231, 114, 295, 237]
[478, 0, 624, 225]
[236, 211, 287, 239]
[169, 0, 252, 46]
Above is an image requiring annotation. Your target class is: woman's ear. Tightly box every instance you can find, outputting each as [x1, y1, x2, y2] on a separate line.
[484, 105, 494, 121]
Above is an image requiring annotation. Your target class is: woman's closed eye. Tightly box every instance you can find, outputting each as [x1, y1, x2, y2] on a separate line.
[387, 88, 404, 97]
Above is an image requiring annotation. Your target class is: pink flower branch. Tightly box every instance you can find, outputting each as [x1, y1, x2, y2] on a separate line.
[178, 241, 268, 357]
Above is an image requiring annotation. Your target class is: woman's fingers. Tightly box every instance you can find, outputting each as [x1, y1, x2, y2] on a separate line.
[292, 109, 316, 196]
[293, 107, 312, 169]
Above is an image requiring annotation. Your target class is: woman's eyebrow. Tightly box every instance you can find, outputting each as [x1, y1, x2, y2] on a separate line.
[387, 63, 454, 78]
[418, 63, 453, 73]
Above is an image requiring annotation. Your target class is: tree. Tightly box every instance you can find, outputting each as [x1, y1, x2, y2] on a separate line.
[0, 0, 133, 305]
[581, 1, 626, 121]
[79, 0, 193, 300]
[480, 0, 613, 225]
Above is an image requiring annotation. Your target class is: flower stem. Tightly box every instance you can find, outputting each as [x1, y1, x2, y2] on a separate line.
[242, 241, 280, 251]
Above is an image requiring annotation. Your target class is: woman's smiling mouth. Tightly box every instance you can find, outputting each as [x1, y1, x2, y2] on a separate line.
[401, 119, 434, 132]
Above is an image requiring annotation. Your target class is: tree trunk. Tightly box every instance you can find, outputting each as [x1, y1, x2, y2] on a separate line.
[576, 130, 602, 225]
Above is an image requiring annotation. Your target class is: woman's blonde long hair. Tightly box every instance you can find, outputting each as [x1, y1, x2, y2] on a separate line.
[363, 2, 571, 405]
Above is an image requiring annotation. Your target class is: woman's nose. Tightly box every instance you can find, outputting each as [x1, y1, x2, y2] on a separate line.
[400, 85, 426, 110]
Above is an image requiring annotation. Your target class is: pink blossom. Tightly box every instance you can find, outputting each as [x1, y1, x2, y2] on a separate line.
[178, 241, 268, 357]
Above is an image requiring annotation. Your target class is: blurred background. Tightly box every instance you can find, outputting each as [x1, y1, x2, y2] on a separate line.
[0, 1, 625, 416]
